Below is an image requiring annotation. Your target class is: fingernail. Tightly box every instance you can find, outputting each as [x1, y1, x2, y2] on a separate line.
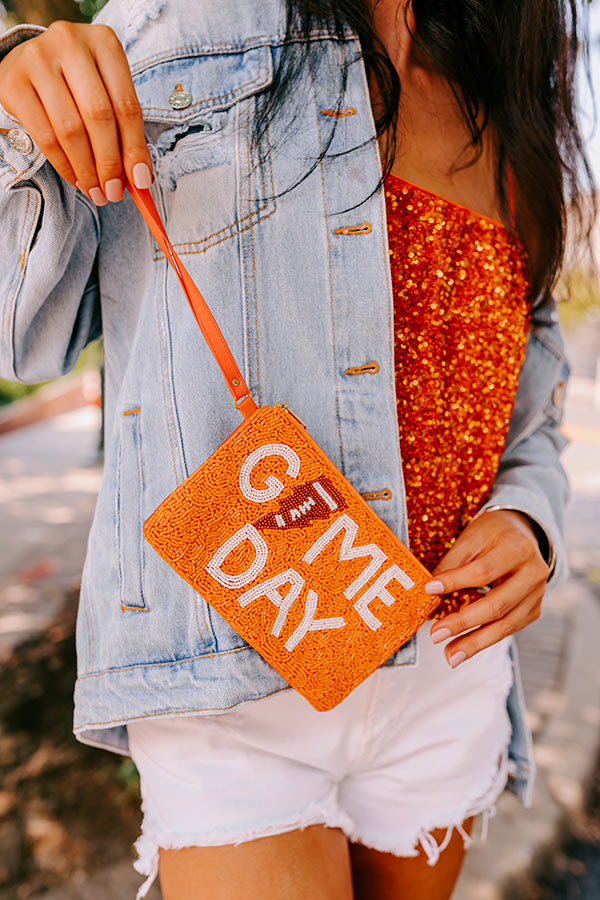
[75, 181, 83, 192]
[88, 186, 108, 206]
[105, 178, 124, 202]
[449, 651, 467, 668]
[425, 579, 445, 594]
[132, 162, 152, 189]
[431, 627, 451, 644]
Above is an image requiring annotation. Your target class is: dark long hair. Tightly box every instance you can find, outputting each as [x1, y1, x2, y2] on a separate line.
[252, 0, 596, 300]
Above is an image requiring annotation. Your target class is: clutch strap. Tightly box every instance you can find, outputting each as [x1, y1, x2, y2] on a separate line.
[126, 179, 258, 420]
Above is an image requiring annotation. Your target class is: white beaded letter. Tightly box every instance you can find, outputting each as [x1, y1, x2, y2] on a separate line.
[302, 513, 387, 599]
[238, 443, 301, 503]
[353, 564, 415, 631]
[237, 568, 305, 637]
[284, 589, 346, 652]
[205, 524, 268, 589]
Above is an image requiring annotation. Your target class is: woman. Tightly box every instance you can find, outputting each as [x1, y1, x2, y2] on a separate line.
[0, 0, 593, 898]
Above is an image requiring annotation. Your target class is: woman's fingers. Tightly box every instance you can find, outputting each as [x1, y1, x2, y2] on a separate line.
[438, 588, 543, 666]
[2, 81, 82, 189]
[92, 25, 154, 189]
[57, 36, 123, 198]
[27, 58, 101, 194]
[430, 566, 538, 641]
[0, 20, 153, 202]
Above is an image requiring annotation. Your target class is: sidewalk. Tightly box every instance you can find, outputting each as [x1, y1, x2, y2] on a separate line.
[453, 375, 600, 900]
[0, 378, 599, 900]
[0, 404, 102, 663]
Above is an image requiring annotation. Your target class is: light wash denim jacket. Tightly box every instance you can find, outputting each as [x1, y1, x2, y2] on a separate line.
[0, 0, 571, 808]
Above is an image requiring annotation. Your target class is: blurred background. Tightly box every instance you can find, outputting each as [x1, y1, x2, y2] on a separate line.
[0, 1, 599, 899]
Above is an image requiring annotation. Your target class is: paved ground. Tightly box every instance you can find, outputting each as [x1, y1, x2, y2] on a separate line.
[0, 373, 598, 900]
[0, 405, 102, 663]
[453, 373, 600, 900]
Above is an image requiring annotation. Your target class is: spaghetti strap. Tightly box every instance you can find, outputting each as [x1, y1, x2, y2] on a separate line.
[507, 164, 516, 230]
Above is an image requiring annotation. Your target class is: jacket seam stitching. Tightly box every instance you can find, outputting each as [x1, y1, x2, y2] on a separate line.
[4, 151, 42, 188]
[157, 262, 183, 482]
[307, 43, 345, 474]
[74, 686, 292, 729]
[246, 87, 262, 406]
[5, 191, 39, 378]
[130, 30, 355, 74]
[1, 190, 29, 351]
[139, 43, 267, 113]
[0, 147, 17, 173]
[76, 642, 258, 680]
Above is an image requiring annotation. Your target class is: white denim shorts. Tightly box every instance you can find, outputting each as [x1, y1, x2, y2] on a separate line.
[127, 621, 515, 899]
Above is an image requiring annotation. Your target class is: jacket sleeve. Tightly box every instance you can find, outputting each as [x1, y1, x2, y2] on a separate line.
[473, 291, 571, 589]
[0, 24, 102, 385]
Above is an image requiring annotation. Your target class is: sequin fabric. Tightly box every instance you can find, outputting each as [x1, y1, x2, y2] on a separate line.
[384, 172, 531, 619]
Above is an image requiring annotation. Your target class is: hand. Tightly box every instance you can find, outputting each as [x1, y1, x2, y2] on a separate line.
[0, 20, 153, 204]
[425, 509, 551, 667]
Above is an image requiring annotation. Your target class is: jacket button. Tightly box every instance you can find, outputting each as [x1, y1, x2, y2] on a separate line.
[7, 128, 33, 154]
[169, 85, 193, 109]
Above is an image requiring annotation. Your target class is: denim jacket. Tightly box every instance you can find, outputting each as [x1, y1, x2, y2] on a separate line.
[0, 0, 571, 808]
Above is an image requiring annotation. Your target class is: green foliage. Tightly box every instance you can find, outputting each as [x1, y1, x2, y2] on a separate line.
[556, 267, 600, 332]
[78, 0, 108, 21]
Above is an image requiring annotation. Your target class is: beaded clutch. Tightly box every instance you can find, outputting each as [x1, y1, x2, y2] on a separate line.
[128, 182, 438, 711]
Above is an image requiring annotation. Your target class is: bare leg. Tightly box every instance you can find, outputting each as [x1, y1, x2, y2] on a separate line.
[158, 824, 354, 900]
[350, 815, 475, 900]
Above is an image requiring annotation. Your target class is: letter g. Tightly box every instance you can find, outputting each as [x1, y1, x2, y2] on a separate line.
[238, 442, 301, 503]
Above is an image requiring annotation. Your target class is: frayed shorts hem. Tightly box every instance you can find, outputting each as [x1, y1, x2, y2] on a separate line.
[133, 744, 510, 900]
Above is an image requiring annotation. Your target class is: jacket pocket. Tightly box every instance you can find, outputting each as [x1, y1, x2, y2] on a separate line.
[132, 44, 276, 257]
[116, 406, 149, 612]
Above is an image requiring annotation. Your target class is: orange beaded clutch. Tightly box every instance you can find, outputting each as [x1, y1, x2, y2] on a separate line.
[128, 182, 438, 712]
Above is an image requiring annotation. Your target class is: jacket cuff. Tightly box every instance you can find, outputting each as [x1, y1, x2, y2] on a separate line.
[0, 25, 48, 189]
[0, 24, 46, 60]
[471, 491, 562, 587]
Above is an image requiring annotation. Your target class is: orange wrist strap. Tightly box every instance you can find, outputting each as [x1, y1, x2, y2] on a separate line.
[126, 180, 258, 420]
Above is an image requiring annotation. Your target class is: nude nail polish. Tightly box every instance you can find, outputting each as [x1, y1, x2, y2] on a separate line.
[449, 651, 467, 668]
[132, 162, 153, 189]
[425, 579, 445, 594]
[88, 186, 108, 206]
[105, 178, 124, 202]
[431, 627, 451, 644]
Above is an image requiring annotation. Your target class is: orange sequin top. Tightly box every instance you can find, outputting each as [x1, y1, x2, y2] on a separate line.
[384, 172, 531, 619]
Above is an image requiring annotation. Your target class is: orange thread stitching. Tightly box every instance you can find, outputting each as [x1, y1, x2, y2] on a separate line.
[361, 489, 393, 501]
[130, 30, 354, 74]
[308, 45, 345, 471]
[333, 221, 372, 235]
[2, 191, 34, 343]
[152, 196, 266, 254]
[122, 406, 141, 415]
[0, 147, 18, 174]
[344, 361, 379, 375]
[320, 107, 356, 117]
[246, 99, 263, 405]
[355, 36, 400, 424]
[157, 266, 184, 481]
[6, 152, 42, 189]
[76, 642, 258, 681]
[152, 189, 277, 259]
[141, 47, 264, 113]
[16, 191, 32, 270]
